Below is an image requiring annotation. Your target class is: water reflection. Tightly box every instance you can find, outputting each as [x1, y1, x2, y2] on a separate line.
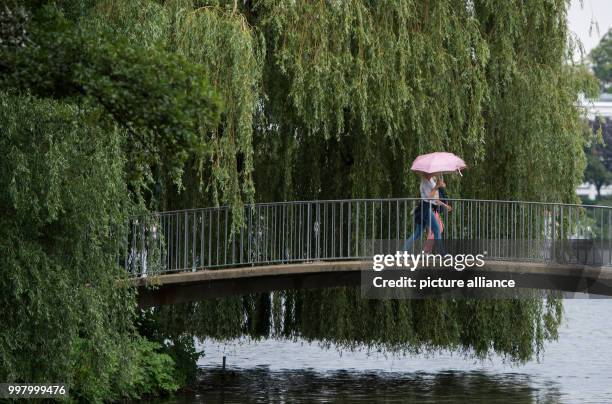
[163, 367, 561, 403]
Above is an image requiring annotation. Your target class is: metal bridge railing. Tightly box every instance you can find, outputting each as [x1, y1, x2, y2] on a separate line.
[123, 198, 612, 277]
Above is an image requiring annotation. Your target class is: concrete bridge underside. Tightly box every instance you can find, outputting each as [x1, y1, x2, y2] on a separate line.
[134, 261, 612, 308]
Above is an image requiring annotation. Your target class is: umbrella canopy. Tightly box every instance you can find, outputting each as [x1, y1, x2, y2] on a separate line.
[410, 152, 467, 175]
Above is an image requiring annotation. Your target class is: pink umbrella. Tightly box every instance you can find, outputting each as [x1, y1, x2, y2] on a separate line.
[410, 152, 467, 176]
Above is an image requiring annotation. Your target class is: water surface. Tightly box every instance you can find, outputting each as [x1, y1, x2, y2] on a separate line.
[163, 299, 612, 403]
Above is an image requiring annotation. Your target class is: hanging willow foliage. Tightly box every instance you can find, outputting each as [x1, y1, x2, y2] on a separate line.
[252, 0, 596, 202]
[170, 1, 262, 213]
[153, 288, 562, 363]
[462, 0, 598, 202]
[253, 0, 489, 200]
[260, 0, 487, 143]
[91, 0, 262, 219]
[89, 0, 595, 203]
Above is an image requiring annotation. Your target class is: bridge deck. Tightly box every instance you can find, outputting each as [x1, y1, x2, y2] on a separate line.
[134, 260, 612, 307]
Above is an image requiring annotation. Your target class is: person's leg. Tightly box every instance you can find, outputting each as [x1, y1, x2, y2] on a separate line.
[435, 211, 443, 235]
[427, 211, 442, 240]
[423, 209, 441, 253]
[429, 210, 441, 239]
[403, 223, 423, 252]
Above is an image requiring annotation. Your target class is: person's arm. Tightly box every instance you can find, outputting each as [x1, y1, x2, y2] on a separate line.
[428, 178, 445, 198]
[438, 186, 452, 211]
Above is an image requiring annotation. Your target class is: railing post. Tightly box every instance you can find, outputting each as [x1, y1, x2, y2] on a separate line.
[552, 204, 557, 264]
[307, 202, 311, 260]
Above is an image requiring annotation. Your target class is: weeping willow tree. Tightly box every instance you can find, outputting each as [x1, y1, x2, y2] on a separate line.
[89, 0, 595, 202]
[86, 0, 595, 363]
[252, 0, 596, 202]
[90, 0, 262, 218]
[463, 1, 598, 201]
[254, 0, 489, 200]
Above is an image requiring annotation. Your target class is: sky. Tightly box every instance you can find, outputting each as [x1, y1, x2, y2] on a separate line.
[568, 0, 612, 58]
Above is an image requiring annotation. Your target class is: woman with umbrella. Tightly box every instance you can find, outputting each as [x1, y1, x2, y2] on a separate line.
[426, 174, 451, 242]
[403, 152, 466, 253]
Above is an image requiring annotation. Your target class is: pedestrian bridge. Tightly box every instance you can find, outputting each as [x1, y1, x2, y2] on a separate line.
[125, 198, 612, 307]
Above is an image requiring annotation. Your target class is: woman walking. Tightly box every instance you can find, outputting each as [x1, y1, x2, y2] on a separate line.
[403, 174, 450, 252]
[426, 175, 452, 245]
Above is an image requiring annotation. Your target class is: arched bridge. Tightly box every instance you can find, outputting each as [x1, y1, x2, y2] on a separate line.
[125, 198, 612, 307]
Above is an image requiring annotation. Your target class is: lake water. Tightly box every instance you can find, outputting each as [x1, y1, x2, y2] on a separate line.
[163, 299, 612, 403]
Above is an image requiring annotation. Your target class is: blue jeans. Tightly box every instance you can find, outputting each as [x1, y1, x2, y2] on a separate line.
[403, 203, 441, 252]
